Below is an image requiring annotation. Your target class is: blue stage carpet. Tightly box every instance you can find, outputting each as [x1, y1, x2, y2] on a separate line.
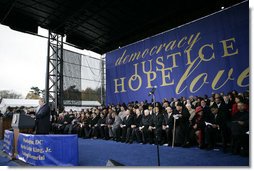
[0, 140, 20, 166]
[0, 138, 249, 166]
[78, 138, 249, 166]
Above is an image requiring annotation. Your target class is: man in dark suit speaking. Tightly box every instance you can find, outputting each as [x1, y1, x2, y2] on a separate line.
[35, 98, 51, 134]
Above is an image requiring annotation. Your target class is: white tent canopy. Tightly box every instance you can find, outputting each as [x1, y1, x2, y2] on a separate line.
[81, 101, 101, 106]
[0, 98, 39, 113]
[63, 100, 101, 112]
[0, 99, 102, 113]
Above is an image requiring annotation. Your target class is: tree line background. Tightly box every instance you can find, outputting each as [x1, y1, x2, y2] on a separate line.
[0, 86, 104, 103]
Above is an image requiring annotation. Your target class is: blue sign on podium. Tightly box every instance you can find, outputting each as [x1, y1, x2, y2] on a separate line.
[17, 133, 78, 166]
[2, 130, 14, 157]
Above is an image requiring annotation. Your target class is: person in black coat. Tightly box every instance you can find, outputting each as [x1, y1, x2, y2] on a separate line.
[200, 99, 213, 122]
[173, 102, 190, 147]
[95, 112, 107, 139]
[35, 98, 51, 134]
[129, 108, 142, 143]
[51, 113, 65, 134]
[149, 106, 164, 145]
[63, 112, 75, 134]
[230, 102, 249, 155]
[205, 104, 227, 150]
[84, 112, 92, 138]
[120, 109, 134, 142]
[214, 95, 231, 148]
[162, 107, 174, 146]
[89, 113, 100, 138]
[4, 107, 13, 118]
[138, 109, 152, 144]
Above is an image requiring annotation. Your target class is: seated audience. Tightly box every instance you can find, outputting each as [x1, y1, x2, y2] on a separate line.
[49, 90, 249, 156]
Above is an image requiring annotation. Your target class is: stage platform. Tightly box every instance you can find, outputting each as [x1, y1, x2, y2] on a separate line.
[0, 138, 249, 166]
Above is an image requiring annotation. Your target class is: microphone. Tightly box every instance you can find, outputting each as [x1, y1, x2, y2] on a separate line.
[148, 86, 157, 96]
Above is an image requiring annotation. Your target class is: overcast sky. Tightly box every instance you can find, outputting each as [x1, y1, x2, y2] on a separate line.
[0, 25, 101, 98]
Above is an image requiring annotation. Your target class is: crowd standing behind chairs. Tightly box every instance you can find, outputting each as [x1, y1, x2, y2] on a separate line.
[49, 90, 249, 157]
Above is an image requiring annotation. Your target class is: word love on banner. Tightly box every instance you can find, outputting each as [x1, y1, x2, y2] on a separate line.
[105, 1, 249, 105]
[3, 130, 14, 157]
[17, 133, 78, 166]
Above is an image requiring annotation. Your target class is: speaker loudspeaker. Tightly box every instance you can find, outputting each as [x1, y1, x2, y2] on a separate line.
[106, 159, 124, 166]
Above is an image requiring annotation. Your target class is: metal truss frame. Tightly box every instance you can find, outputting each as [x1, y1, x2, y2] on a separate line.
[45, 31, 64, 111]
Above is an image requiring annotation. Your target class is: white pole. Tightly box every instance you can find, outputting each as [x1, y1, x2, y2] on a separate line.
[172, 117, 176, 148]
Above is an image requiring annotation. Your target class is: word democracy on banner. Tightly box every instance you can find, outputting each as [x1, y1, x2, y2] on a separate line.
[113, 35, 248, 94]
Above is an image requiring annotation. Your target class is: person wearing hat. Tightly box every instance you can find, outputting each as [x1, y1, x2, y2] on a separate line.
[189, 106, 206, 149]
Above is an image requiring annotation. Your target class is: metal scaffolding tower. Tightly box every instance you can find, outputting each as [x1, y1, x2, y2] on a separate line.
[101, 58, 105, 105]
[45, 31, 64, 111]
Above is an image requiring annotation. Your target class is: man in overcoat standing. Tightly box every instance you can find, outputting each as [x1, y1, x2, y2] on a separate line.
[35, 98, 51, 134]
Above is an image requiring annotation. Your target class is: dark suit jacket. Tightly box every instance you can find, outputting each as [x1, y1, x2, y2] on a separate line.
[97, 117, 106, 127]
[216, 102, 230, 122]
[133, 114, 142, 126]
[140, 115, 151, 127]
[231, 111, 249, 135]
[163, 112, 174, 130]
[150, 113, 164, 129]
[174, 108, 190, 127]
[90, 116, 100, 127]
[122, 115, 134, 127]
[209, 111, 226, 130]
[35, 104, 51, 134]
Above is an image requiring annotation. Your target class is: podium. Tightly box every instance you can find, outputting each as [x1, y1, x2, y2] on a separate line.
[0, 117, 12, 139]
[11, 113, 35, 158]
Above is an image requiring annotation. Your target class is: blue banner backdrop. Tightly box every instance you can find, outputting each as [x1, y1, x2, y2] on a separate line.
[2, 130, 14, 157]
[17, 133, 78, 166]
[105, 1, 249, 105]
